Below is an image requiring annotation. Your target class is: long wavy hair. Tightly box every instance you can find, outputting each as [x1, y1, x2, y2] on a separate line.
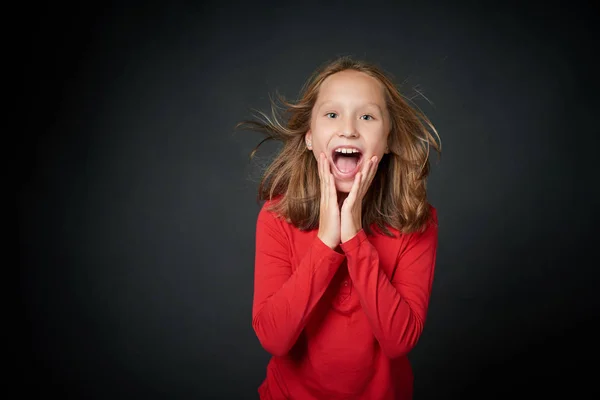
[238, 56, 441, 236]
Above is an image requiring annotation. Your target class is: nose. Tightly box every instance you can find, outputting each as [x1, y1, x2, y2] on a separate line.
[338, 117, 358, 138]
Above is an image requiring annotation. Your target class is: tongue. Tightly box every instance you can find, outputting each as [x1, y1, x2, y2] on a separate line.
[335, 156, 358, 173]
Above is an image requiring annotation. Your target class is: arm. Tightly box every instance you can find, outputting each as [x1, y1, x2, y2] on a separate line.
[252, 203, 346, 357]
[341, 208, 439, 359]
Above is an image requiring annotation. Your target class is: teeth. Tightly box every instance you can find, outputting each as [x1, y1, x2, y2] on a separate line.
[335, 148, 360, 154]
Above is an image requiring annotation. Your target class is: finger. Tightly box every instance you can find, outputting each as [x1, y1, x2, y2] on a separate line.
[360, 156, 378, 196]
[318, 153, 322, 179]
[345, 170, 362, 207]
[327, 159, 337, 202]
[360, 156, 372, 181]
[367, 156, 378, 183]
[317, 153, 321, 189]
[318, 152, 324, 181]
[320, 153, 327, 203]
[323, 154, 329, 185]
[356, 157, 372, 197]
[349, 171, 362, 205]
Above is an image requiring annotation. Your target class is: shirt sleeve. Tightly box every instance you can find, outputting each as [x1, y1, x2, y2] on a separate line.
[252, 202, 346, 357]
[340, 206, 439, 359]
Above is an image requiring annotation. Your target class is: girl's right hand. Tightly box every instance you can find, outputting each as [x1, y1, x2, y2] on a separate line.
[317, 152, 341, 249]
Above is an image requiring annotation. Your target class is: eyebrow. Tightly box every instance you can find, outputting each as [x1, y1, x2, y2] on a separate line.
[317, 101, 384, 113]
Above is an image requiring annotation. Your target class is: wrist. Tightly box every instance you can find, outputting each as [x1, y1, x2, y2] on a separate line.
[341, 221, 361, 243]
[341, 230, 359, 243]
[318, 233, 338, 249]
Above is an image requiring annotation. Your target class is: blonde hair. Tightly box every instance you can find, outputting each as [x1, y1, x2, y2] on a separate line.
[238, 56, 441, 236]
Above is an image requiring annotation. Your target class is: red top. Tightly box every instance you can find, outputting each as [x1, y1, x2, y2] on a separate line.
[252, 198, 438, 400]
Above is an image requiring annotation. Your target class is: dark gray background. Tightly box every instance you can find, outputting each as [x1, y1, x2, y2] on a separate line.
[17, 1, 599, 399]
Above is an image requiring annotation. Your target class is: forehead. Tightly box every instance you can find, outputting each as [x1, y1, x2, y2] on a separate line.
[317, 70, 386, 104]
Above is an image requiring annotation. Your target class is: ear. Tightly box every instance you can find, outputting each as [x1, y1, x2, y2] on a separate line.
[385, 128, 392, 154]
[305, 131, 313, 150]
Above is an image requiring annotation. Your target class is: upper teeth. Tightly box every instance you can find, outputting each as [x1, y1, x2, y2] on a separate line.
[335, 148, 360, 154]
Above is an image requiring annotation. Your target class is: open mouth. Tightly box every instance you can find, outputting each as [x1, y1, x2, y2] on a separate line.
[331, 147, 363, 176]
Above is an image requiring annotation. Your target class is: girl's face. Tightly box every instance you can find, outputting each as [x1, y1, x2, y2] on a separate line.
[306, 70, 390, 193]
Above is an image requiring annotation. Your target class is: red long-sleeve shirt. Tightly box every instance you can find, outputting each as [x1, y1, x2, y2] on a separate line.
[252, 198, 438, 399]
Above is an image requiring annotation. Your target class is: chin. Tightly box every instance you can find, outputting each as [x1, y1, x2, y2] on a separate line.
[334, 180, 353, 193]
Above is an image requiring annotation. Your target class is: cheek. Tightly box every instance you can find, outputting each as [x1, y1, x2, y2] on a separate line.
[311, 143, 325, 158]
[366, 136, 388, 157]
[310, 133, 330, 153]
[376, 129, 391, 154]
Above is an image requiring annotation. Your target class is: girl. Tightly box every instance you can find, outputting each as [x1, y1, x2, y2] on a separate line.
[240, 56, 441, 400]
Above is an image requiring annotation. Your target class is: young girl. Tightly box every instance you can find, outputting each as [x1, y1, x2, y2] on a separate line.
[240, 56, 441, 400]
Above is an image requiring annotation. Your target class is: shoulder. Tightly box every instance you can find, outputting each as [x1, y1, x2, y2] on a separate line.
[418, 203, 438, 237]
[257, 195, 287, 226]
[428, 204, 438, 227]
[375, 203, 438, 238]
[256, 196, 294, 247]
[392, 203, 438, 258]
[413, 203, 438, 243]
[258, 195, 283, 215]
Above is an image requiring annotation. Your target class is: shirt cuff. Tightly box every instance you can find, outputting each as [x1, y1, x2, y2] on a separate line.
[340, 229, 368, 253]
[314, 235, 346, 262]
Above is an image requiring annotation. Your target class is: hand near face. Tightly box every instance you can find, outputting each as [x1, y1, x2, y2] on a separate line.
[316, 152, 341, 249]
[340, 156, 380, 243]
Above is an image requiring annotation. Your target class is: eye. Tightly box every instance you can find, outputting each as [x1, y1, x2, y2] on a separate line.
[361, 114, 374, 121]
[325, 112, 338, 118]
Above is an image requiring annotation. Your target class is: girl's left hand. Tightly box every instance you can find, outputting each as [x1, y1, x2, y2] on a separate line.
[341, 156, 380, 243]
